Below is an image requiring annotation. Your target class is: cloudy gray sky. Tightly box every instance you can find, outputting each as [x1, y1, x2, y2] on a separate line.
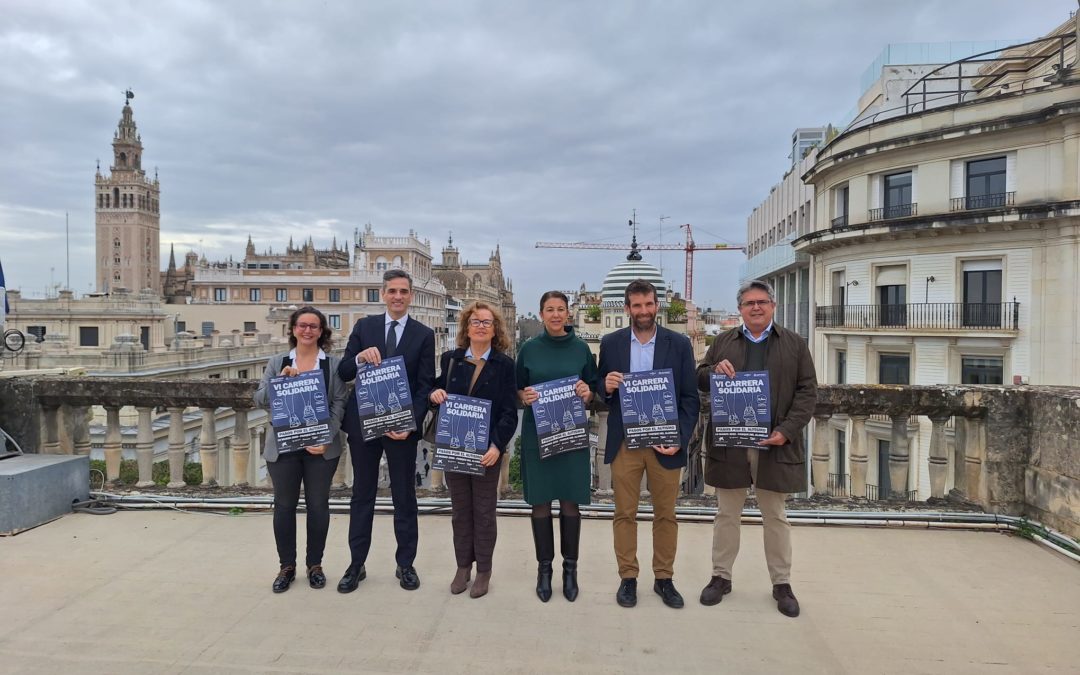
[1, 0, 1073, 313]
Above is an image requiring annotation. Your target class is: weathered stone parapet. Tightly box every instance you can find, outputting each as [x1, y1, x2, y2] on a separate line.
[1, 376, 1077, 538]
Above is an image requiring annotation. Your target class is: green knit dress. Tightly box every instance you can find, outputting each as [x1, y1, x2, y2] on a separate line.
[515, 327, 599, 505]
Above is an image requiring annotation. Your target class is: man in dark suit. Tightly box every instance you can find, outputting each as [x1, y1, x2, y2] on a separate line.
[337, 269, 435, 592]
[597, 279, 699, 609]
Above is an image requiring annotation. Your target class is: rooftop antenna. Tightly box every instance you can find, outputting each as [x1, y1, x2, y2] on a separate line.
[658, 214, 669, 275]
[65, 212, 70, 290]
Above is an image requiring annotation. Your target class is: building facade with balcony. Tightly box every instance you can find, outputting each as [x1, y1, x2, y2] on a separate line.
[795, 18, 1080, 500]
[739, 145, 819, 339]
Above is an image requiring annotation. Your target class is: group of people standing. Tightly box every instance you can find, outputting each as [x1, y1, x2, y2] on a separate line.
[254, 270, 816, 617]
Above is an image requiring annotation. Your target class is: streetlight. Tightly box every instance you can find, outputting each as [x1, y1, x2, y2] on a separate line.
[844, 279, 859, 306]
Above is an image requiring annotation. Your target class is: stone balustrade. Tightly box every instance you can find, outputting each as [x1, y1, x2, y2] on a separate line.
[1, 377, 1076, 538]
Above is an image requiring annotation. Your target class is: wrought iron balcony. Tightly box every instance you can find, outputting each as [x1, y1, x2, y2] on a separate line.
[816, 302, 1020, 330]
[868, 203, 917, 221]
[831, 214, 848, 228]
[950, 192, 1015, 211]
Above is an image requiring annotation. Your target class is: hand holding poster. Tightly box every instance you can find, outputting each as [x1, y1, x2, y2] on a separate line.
[531, 375, 589, 459]
[355, 355, 417, 441]
[269, 369, 333, 454]
[618, 368, 680, 450]
[431, 393, 490, 476]
[710, 371, 772, 448]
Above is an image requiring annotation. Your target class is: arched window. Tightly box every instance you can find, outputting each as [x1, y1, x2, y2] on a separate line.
[113, 188, 120, 206]
[97, 194, 104, 208]
[113, 237, 121, 249]
[119, 152, 127, 166]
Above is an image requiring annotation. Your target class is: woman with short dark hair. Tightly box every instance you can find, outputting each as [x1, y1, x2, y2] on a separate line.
[254, 306, 349, 593]
[428, 301, 519, 598]
[516, 291, 597, 602]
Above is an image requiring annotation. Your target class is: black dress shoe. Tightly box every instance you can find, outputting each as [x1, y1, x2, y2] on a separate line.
[307, 565, 326, 589]
[616, 578, 637, 608]
[699, 576, 732, 606]
[337, 563, 366, 593]
[773, 583, 801, 617]
[654, 578, 685, 609]
[396, 565, 421, 590]
[272, 566, 296, 594]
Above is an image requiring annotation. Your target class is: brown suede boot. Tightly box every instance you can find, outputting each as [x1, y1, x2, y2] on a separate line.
[450, 566, 471, 595]
[470, 571, 491, 598]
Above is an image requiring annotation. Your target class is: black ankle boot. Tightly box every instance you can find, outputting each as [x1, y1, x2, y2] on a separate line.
[537, 561, 553, 602]
[531, 516, 554, 602]
[560, 513, 581, 602]
[562, 559, 578, 602]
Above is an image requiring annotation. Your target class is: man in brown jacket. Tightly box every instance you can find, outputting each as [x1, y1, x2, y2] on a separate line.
[696, 279, 817, 617]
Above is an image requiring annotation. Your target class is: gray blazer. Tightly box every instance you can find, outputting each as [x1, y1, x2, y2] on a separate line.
[254, 352, 349, 462]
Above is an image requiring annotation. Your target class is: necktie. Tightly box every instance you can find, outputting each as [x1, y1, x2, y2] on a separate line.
[385, 320, 399, 357]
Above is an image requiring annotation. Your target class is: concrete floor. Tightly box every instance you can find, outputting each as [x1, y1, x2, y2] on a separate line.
[1, 510, 1078, 674]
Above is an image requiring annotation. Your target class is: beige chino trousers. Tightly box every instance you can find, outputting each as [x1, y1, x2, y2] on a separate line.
[711, 447, 792, 585]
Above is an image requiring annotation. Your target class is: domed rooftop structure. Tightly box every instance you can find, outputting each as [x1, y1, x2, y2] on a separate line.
[601, 245, 667, 307]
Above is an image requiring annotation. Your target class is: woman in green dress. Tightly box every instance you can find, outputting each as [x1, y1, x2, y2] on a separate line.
[516, 290, 598, 603]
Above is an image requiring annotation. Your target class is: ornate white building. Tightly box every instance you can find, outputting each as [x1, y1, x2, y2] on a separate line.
[795, 18, 1080, 499]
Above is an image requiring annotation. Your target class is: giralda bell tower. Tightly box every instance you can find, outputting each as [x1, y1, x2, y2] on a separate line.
[95, 90, 161, 294]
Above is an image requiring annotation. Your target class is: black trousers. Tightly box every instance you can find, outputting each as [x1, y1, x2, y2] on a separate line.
[446, 454, 503, 573]
[347, 435, 419, 567]
[266, 451, 340, 568]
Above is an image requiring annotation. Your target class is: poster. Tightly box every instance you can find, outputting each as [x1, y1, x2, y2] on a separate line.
[618, 368, 680, 450]
[431, 394, 491, 476]
[355, 355, 417, 441]
[269, 369, 333, 454]
[531, 375, 589, 459]
[710, 371, 772, 448]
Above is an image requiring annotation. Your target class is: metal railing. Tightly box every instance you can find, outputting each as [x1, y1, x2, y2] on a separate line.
[831, 215, 849, 228]
[950, 192, 1016, 211]
[816, 302, 1020, 330]
[827, 472, 850, 496]
[868, 203, 917, 221]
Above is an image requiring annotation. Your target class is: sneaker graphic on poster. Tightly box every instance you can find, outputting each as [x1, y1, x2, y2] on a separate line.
[562, 409, 575, 430]
[651, 403, 665, 425]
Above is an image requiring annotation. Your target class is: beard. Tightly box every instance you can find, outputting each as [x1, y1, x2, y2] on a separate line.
[632, 313, 656, 331]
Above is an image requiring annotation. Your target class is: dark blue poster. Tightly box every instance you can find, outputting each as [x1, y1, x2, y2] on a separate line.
[269, 370, 333, 454]
[355, 355, 417, 441]
[432, 394, 490, 476]
[710, 371, 772, 449]
[618, 368, 680, 450]
[532, 375, 589, 459]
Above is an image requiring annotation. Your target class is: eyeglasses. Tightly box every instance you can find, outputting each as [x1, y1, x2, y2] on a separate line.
[469, 319, 494, 328]
[295, 322, 321, 331]
[740, 300, 773, 308]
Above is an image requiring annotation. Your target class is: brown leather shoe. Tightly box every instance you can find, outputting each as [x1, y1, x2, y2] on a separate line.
[772, 583, 800, 617]
[470, 571, 490, 598]
[450, 567, 471, 595]
[699, 576, 732, 606]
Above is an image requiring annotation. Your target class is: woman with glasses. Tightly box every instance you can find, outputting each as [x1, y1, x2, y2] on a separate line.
[254, 306, 349, 593]
[516, 291, 597, 602]
[428, 301, 518, 598]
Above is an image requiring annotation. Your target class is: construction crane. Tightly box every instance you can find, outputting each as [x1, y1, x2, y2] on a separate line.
[535, 213, 745, 301]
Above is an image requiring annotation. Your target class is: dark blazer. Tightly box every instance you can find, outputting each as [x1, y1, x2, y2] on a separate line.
[433, 348, 519, 454]
[695, 323, 817, 493]
[597, 325, 700, 470]
[338, 313, 435, 441]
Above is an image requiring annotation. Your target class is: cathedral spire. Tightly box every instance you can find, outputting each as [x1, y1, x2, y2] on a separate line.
[167, 243, 177, 272]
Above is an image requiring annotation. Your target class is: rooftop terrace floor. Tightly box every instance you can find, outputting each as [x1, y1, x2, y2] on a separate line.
[1, 511, 1078, 674]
